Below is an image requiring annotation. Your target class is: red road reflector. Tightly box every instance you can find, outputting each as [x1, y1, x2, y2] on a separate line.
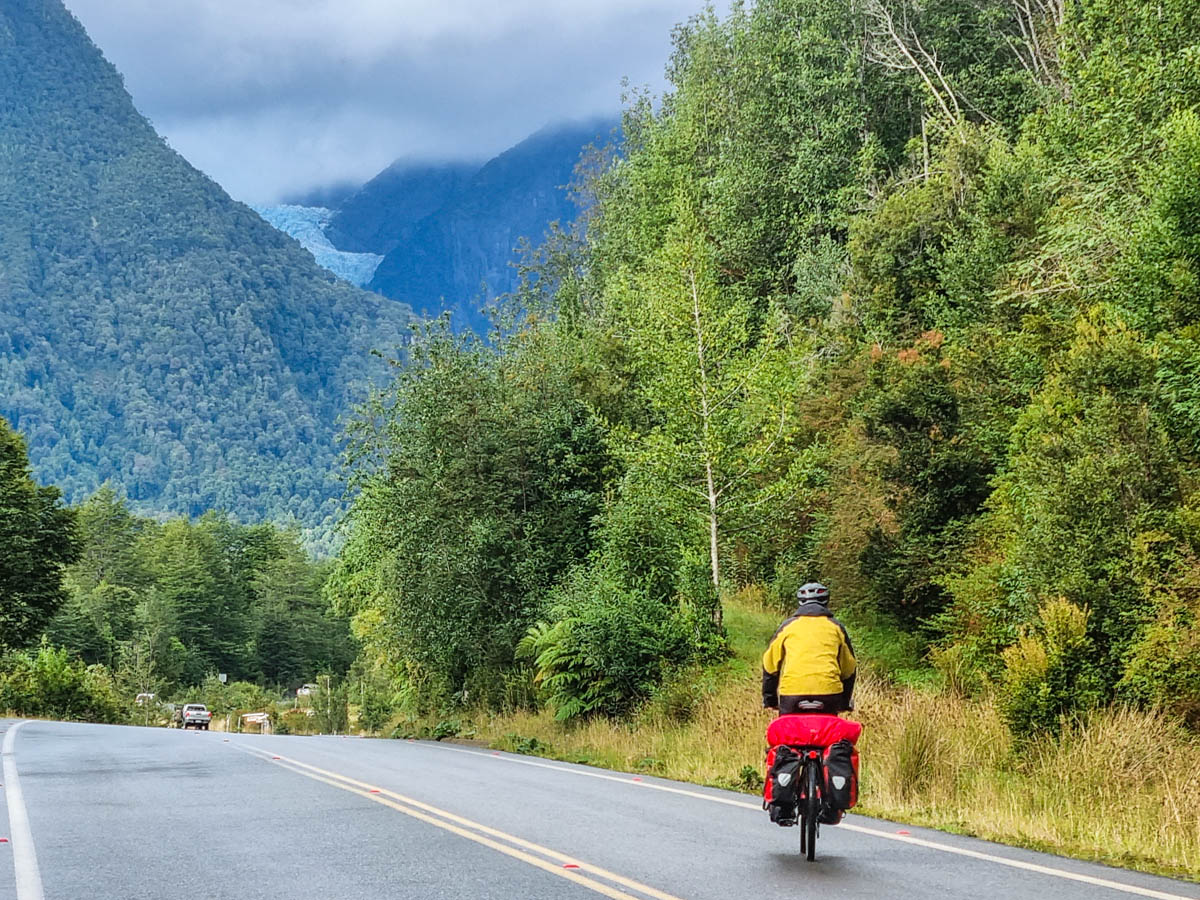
[897, 830, 911, 835]
[272, 756, 281, 760]
[562, 863, 579, 869]
[632, 777, 643, 782]
[491, 752, 500, 756]
[0, 837, 9, 843]
[369, 789, 381, 793]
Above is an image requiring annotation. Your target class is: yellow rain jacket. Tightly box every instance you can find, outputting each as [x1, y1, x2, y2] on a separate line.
[762, 602, 856, 702]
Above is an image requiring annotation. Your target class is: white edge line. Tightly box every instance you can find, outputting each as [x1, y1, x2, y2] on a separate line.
[430, 743, 1198, 900]
[2, 721, 45, 900]
[434, 743, 754, 807]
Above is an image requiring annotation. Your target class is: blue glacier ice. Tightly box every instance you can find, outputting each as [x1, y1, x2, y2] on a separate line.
[253, 205, 383, 288]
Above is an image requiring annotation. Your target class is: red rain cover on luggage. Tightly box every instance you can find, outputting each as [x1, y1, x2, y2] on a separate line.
[766, 714, 862, 748]
[763, 716, 862, 807]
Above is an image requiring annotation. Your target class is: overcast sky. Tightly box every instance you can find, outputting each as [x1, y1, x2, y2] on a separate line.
[63, 0, 710, 204]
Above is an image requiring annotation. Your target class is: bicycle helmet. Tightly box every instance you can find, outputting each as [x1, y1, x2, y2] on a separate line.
[796, 582, 830, 604]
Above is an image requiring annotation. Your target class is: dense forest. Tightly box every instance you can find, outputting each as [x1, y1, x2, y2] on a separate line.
[0, 416, 354, 722]
[0, 0, 414, 542]
[331, 0, 1200, 736]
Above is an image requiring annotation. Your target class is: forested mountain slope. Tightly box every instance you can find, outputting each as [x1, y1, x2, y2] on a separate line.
[0, 0, 415, 538]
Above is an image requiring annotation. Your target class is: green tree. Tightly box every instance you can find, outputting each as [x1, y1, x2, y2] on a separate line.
[857, 335, 993, 626]
[252, 529, 351, 685]
[144, 520, 223, 684]
[70, 485, 150, 592]
[331, 322, 610, 706]
[312, 674, 349, 734]
[611, 197, 804, 622]
[0, 418, 80, 649]
[941, 312, 1182, 673]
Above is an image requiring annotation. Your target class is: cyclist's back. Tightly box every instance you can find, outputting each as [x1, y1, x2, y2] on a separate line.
[762, 582, 856, 715]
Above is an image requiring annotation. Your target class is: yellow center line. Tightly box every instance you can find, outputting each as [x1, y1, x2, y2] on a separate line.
[232, 744, 685, 900]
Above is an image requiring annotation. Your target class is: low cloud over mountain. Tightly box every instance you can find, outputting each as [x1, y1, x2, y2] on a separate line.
[62, 0, 710, 202]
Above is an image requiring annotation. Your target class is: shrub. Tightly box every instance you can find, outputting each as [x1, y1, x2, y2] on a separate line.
[312, 675, 349, 734]
[429, 719, 463, 741]
[1000, 598, 1105, 737]
[738, 765, 764, 792]
[274, 707, 316, 735]
[1119, 537, 1200, 725]
[517, 563, 695, 720]
[499, 733, 551, 755]
[0, 644, 122, 722]
[194, 676, 275, 716]
[358, 686, 394, 734]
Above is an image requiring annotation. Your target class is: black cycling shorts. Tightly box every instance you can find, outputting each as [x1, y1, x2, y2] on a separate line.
[779, 693, 845, 715]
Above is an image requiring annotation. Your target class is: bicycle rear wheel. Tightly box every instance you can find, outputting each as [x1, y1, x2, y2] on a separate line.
[804, 759, 819, 861]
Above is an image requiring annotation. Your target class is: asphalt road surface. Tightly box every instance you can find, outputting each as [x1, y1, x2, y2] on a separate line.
[3, 718, 1198, 900]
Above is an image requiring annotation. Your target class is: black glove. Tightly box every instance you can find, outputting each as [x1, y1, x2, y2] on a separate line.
[840, 672, 856, 711]
[762, 668, 780, 711]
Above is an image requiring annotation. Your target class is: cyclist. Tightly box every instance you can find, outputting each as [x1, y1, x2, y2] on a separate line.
[762, 582, 856, 715]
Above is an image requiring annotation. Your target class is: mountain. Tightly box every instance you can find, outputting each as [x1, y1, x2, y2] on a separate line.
[326, 161, 478, 256]
[0, 0, 415, 540]
[325, 121, 617, 332]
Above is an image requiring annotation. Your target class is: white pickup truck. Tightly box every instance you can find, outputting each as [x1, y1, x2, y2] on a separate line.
[177, 703, 213, 730]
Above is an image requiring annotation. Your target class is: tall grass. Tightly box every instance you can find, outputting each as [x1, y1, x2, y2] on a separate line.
[855, 676, 1200, 876]
[421, 593, 1200, 879]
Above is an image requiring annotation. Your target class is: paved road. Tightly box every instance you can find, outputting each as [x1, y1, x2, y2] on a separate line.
[2, 719, 1198, 900]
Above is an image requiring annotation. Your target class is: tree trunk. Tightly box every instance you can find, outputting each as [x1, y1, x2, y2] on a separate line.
[706, 459, 722, 629]
[690, 265, 723, 629]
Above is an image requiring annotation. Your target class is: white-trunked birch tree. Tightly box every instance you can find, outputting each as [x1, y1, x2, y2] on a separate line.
[611, 195, 802, 628]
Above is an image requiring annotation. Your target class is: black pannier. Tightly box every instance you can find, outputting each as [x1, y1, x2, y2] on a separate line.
[823, 738, 858, 810]
[766, 745, 802, 823]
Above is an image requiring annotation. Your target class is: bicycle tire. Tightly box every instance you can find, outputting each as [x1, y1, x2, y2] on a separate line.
[804, 758, 819, 861]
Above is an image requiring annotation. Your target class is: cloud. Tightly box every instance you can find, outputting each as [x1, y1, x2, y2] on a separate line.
[62, 0, 709, 203]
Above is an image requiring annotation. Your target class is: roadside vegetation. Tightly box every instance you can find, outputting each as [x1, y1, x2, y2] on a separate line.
[330, 2, 1200, 713]
[334, 0, 1200, 738]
